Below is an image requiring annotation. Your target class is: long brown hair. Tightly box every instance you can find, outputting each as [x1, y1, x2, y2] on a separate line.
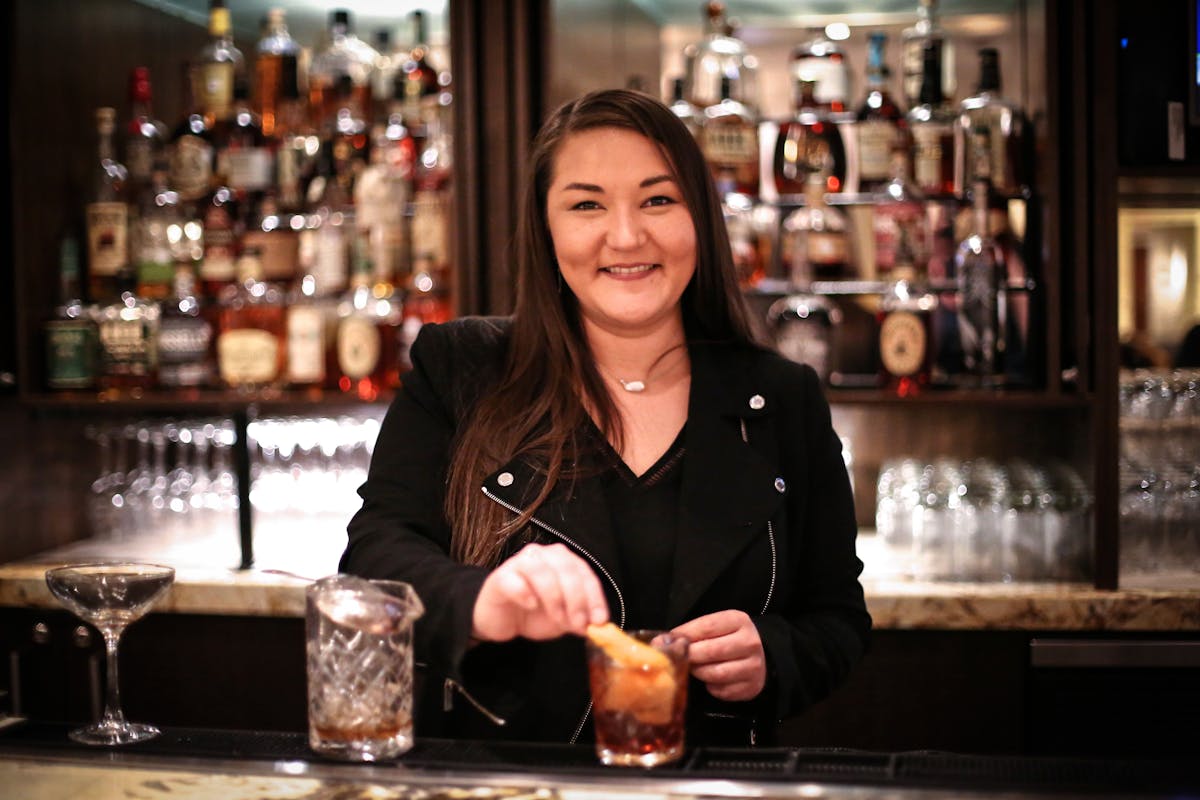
[446, 88, 758, 566]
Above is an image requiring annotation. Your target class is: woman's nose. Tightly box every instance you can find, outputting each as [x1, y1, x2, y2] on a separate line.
[605, 207, 644, 250]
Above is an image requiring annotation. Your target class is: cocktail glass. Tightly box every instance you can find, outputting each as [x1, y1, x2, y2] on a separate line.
[306, 575, 424, 761]
[586, 628, 689, 767]
[44, 562, 175, 745]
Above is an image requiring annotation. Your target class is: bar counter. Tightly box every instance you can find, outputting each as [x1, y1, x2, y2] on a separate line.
[1, 721, 1196, 799]
[1, 532, 1197, 630]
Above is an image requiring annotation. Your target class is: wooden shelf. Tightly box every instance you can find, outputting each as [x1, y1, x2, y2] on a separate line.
[827, 388, 1092, 409]
[19, 389, 393, 416]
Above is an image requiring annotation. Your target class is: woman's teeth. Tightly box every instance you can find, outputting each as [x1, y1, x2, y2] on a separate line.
[603, 264, 656, 275]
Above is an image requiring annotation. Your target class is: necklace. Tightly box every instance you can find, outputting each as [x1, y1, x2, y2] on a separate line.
[597, 342, 687, 394]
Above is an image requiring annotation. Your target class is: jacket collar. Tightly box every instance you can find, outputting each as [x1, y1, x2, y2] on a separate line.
[481, 340, 784, 628]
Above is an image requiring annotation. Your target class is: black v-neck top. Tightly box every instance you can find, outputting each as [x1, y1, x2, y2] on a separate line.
[592, 425, 687, 631]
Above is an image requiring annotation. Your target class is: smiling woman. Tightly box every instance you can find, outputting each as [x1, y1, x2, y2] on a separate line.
[340, 88, 870, 749]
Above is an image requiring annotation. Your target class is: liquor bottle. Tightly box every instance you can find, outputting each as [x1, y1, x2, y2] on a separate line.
[877, 248, 937, 397]
[954, 181, 1007, 385]
[774, 78, 847, 196]
[241, 193, 299, 285]
[723, 193, 764, 288]
[955, 48, 1027, 198]
[872, 150, 926, 279]
[131, 168, 181, 299]
[254, 7, 301, 139]
[86, 107, 130, 303]
[411, 101, 453, 276]
[682, 2, 757, 111]
[308, 9, 379, 133]
[371, 29, 404, 118]
[403, 10, 441, 107]
[44, 238, 97, 390]
[216, 248, 286, 391]
[330, 236, 398, 400]
[668, 77, 703, 140]
[790, 26, 850, 113]
[856, 32, 907, 195]
[169, 63, 217, 206]
[400, 252, 453, 373]
[95, 265, 160, 395]
[272, 53, 315, 213]
[198, 185, 241, 299]
[213, 77, 274, 200]
[326, 74, 371, 200]
[767, 290, 842, 385]
[901, 0, 956, 111]
[356, 124, 411, 289]
[157, 262, 214, 389]
[907, 42, 957, 197]
[285, 263, 334, 390]
[780, 171, 852, 285]
[701, 75, 760, 198]
[192, 0, 245, 125]
[123, 66, 169, 201]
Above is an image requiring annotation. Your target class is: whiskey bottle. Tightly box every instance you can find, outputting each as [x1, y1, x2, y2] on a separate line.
[157, 262, 214, 389]
[668, 77, 703, 141]
[131, 168, 181, 300]
[856, 32, 907, 195]
[213, 78, 273, 200]
[790, 26, 850, 113]
[308, 9, 379, 133]
[325, 74, 371, 200]
[901, 0, 956, 111]
[198, 185, 241, 299]
[723, 194, 765, 288]
[254, 7, 301, 139]
[877, 245, 937, 397]
[955, 48, 1028, 197]
[872, 150, 926, 279]
[400, 252, 453, 373]
[356, 125, 411, 289]
[86, 107, 130, 303]
[403, 10, 442, 109]
[907, 42, 956, 197]
[767, 290, 841, 385]
[123, 66, 168, 201]
[774, 77, 847, 196]
[95, 265, 160, 395]
[701, 75, 760, 198]
[285, 264, 333, 390]
[954, 181, 1007, 385]
[682, 2, 758, 111]
[216, 248, 286, 391]
[411, 101, 453, 275]
[331, 237, 391, 400]
[781, 171, 852, 285]
[193, 0, 244, 125]
[44, 238, 97, 390]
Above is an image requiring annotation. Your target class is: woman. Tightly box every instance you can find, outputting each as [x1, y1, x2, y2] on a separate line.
[341, 88, 870, 747]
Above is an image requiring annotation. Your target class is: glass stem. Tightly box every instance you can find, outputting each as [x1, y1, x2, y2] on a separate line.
[100, 629, 126, 726]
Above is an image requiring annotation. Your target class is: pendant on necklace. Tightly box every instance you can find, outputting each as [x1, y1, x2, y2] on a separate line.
[618, 379, 646, 393]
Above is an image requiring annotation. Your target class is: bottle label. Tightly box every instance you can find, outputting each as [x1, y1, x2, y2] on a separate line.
[86, 202, 129, 276]
[201, 204, 237, 282]
[287, 305, 326, 384]
[912, 125, 951, 191]
[198, 63, 235, 119]
[702, 121, 759, 167]
[45, 320, 96, 388]
[880, 310, 927, 377]
[126, 138, 155, 184]
[171, 134, 214, 201]
[411, 191, 448, 268]
[243, 229, 299, 282]
[776, 319, 830, 382]
[158, 316, 213, 386]
[99, 316, 156, 375]
[337, 316, 381, 380]
[857, 121, 899, 182]
[222, 148, 273, 191]
[218, 328, 280, 384]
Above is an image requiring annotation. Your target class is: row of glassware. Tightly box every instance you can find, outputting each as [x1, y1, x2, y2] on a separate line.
[875, 457, 1093, 583]
[85, 412, 383, 541]
[1118, 369, 1200, 577]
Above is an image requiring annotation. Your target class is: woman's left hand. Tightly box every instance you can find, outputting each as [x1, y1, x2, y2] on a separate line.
[672, 610, 766, 702]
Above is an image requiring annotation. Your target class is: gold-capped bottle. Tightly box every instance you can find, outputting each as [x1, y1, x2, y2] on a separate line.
[216, 248, 286, 391]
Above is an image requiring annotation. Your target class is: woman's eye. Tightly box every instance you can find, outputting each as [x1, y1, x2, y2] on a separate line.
[570, 200, 601, 211]
[644, 195, 677, 207]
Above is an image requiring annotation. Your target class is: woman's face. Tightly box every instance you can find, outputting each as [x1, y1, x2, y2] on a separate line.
[545, 127, 697, 338]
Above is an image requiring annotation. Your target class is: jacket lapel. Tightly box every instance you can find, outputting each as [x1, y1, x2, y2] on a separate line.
[665, 342, 783, 626]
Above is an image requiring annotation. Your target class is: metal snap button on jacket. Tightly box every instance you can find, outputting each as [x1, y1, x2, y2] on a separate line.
[749, 394, 765, 410]
[497, 472, 514, 487]
[774, 477, 787, 493]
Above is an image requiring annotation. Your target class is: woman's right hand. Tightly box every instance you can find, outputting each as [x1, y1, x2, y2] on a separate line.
[471, 543, 610, 642]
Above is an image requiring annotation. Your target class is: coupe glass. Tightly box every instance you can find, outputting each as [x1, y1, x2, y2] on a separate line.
[44, 562, 175, 745]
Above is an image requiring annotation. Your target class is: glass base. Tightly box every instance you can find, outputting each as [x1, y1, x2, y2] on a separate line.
[309, 732, 413, 762]
[69, 720, 161, 746]
[597, 743, 683, 767]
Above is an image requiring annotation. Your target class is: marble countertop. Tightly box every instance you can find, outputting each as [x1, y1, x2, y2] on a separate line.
[1, 529, 1198, 631]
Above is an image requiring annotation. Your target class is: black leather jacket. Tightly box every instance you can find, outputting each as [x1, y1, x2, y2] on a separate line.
[341, 317, 871, 746]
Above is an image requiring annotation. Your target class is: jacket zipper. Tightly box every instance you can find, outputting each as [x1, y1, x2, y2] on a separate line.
[741, 418, 778, 614]
[482, 485, 627, 744]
